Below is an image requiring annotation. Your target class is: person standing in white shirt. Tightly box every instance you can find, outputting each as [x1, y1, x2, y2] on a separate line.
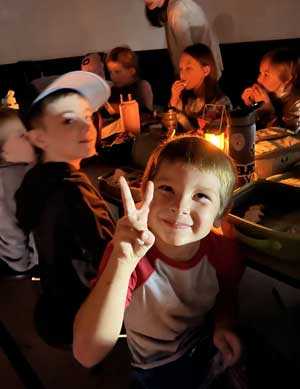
[144, 0, 223, 79]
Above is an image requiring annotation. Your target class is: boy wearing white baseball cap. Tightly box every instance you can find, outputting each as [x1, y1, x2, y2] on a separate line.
[15, 71, 115, 346]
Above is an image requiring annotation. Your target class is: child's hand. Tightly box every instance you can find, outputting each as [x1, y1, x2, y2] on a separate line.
[213, 327, 242, 368]
[170, 80, 186, 107]
[111, 176, 155, 270]
[250, 83, 270, 104]
[241, 86, 255, 106]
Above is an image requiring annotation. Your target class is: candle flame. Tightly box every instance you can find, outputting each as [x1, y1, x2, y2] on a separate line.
[204, 133, 225, 150]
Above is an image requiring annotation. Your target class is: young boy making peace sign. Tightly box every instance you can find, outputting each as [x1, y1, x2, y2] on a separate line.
[74, 135, 244, 388]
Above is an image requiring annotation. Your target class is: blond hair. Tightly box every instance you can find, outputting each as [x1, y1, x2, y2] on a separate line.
[142, 135, 237, 217]
[262, 48, 300, 90]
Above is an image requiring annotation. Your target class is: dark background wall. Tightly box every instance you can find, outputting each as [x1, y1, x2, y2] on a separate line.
[1, 1, 299, 111]
[1, 38, 299, 113]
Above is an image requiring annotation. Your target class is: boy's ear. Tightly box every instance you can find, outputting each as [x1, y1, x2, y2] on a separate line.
[129, 67, 136, 77]
[213, 216, 222, 228]
[213, 199, 233, 228]
[26, 129, 48, 150]
[203, 65, 211, 77]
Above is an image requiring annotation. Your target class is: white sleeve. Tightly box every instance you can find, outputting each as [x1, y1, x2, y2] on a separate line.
[0, 169, 38, 272]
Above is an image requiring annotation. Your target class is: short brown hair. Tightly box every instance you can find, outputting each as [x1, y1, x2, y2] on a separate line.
[105, 46, 138, 75]
[142, 135, 237, 217]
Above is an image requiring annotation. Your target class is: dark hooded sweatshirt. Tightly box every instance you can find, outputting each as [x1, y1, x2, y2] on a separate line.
[16, 162, 115, 326]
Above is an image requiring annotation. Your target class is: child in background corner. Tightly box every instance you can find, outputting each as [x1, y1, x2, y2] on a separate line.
[170, 43, 231, 132]
[241, 47, 300, 133]
[105, 46, 153, 114]
[0, 108, 38, 272]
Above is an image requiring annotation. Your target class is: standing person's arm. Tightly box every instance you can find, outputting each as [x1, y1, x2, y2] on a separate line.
[167, 6, 193, 53]
[167, 1, 211, 52]
[73, 178, 155, 367]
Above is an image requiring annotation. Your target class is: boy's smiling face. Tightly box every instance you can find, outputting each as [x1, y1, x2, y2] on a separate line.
[33, 94, 97, 167]
[148, 160, 221, 260]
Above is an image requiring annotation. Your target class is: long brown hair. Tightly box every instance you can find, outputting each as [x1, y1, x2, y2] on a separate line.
[182, 43, 220, 103]
[144, 0, 169, 27]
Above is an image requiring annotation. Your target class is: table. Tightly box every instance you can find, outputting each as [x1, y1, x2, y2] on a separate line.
[244, 245, 300, 290]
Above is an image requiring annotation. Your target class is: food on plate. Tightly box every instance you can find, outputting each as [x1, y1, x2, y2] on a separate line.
[244, 204, 264, 224]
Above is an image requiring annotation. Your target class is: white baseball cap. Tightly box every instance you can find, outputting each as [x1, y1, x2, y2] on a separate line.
[32, 70, 111, 112]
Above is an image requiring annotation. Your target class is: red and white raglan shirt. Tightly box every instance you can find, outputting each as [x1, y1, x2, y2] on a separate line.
[97, 230, 244, 370]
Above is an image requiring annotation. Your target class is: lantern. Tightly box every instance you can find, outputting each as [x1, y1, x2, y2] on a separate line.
[204, 131, 225, 150]
[200, 104, 228, 151]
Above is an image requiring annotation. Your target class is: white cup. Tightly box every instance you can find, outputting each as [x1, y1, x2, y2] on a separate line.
[119, 100, 140, 135]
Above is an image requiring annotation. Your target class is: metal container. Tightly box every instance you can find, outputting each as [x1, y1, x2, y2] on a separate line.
[229, 102, 263, 187]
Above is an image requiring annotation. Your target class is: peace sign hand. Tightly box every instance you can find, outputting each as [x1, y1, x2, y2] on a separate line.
[111, 176, 155, 271]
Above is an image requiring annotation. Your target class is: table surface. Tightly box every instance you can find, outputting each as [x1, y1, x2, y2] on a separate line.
[244, 245, 300, 289]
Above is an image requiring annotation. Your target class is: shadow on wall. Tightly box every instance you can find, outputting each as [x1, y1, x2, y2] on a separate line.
[212, 13, 236, 44]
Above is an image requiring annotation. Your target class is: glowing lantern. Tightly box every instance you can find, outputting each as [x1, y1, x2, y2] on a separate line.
[204, 131, 225, 150]
[199, 104, 228, 151]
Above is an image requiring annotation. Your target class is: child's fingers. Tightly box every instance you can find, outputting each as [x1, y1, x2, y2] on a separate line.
[119, 176, 136, 217]
[253, 83, 265, 96]
[137, 181, 154, 227]
[127, 216, 148, 232]
[174, 80, 184, 86]
[139, 181, 154, 213]
[242, 87, 253, 96]
[173, 80, 185, 92]
[241, 88, 253, 101]
[133, 229, 155, 258]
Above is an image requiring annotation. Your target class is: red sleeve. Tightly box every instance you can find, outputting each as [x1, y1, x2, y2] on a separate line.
[209, 231, 245, 328]
[90, 240, 137, 307]
[210, 231, 245, 291]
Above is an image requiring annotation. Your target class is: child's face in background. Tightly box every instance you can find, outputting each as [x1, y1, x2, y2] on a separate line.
[1, 117, 36, 163]
[36, 94, 97, 166]
[257, 59, 286, 94]
[179, 53, 210, 92]
[106, 61, 135, 88]
[148, 160, 221, 259]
